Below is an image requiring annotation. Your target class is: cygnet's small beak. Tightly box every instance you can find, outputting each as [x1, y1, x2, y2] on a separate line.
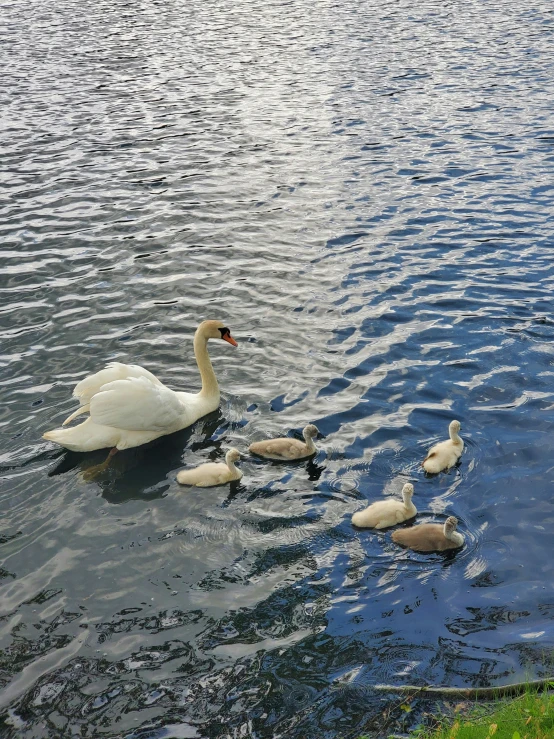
[222, 332, 238, 347]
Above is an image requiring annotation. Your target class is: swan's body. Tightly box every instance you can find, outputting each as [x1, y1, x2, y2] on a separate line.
[177, 448, 242, 487]
[352, 483, 416, 529]
[391, 516, 464, 552]
[42, 320, 237, 453]
[249, 424, 318, 461]
[422, 420, 463, 474]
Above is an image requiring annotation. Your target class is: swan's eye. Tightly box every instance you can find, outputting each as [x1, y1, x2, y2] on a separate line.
[218, 326, 238, 346]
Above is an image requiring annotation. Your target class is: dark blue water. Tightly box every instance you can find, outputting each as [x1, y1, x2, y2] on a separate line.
[1, 0, 554, 736]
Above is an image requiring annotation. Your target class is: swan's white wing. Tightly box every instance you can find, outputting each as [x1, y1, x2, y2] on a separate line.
[73, 362, 163, 405]
[90, 377, 183, 431]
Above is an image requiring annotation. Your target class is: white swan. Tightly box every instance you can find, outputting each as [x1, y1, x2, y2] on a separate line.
[391, 515, 464, 552]
[249, 424, 318, 461]
[351, 483, 416, 529]
[42, 320, 238, 454]
[422, 420, 463, 474]
[177, 448, 242, 487]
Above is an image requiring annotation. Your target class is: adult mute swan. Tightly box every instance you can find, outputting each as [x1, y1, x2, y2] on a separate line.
[177, 448, 242, 487]
[422, 420, 463, 474]
[351, 483, 416, 529]
[42, 320, 238, 455]
[249, 424, 319, 461]
[391, 515, 464, 552]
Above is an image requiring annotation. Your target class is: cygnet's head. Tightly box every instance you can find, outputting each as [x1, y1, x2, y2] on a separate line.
[225, 448, 241, 464]
[449, 420, 461, 434]
[401, 483, 414, 499]
[444, 515, 458, 534]
[303, 424, 319, 439]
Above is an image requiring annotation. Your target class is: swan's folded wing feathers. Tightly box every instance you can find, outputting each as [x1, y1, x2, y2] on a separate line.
[271, 440, 305, 458]
[275, 442, 300, 458]
[90, 377, 183, 431]
[74, 362, 163, 404]
[424, 442, 440, 461]
[74, 362, 129, 403]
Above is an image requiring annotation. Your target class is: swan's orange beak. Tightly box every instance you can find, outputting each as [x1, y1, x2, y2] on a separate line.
[222, 332, 238, 347]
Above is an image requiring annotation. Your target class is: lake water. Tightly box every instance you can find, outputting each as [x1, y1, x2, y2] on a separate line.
[1, 0, 554, 736]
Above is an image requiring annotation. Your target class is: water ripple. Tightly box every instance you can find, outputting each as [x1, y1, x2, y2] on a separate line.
[1, 0, 554, 736]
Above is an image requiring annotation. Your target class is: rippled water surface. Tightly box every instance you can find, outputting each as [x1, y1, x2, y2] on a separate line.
[2, 0, 554, 736]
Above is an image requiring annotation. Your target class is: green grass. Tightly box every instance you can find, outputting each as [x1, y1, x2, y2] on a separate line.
[409, 687, 554, 739]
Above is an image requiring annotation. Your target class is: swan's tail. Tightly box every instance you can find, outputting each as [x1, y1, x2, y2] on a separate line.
[43, 427, 77, 447]
[62, 404, 90, 426]
[42, 418, 116, 452]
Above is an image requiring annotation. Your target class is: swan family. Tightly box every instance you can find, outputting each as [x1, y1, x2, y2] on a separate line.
[351, 420, 466, 552]
[43, 319, 467, 554]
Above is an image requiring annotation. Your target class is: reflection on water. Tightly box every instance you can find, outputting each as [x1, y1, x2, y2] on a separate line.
[1, 0, 554, 736]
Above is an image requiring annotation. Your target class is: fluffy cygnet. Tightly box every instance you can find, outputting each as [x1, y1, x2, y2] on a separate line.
[391, 515, 464, 552]
[177, 448, 242, 487]
[351, 483, 416, 529]
[249, 424, 318, 461]
[422, 420, 464, 474]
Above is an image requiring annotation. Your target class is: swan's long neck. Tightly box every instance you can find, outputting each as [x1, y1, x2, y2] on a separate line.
[225, 456, 240, 477]
[402, 491, 413, 508]
[194, 329, 219, 399]
[449, 427, 462, 445]
[303, 432, 316, 455]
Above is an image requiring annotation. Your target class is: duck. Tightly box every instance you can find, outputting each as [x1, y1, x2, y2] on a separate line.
[42, 320, 238, 458]
[351, 483, 416, 529]
[391, 515, 464, 552]
[422, 420, 463, 474]
[177, 448, 242, 487]
[249, 424, 319, 461]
